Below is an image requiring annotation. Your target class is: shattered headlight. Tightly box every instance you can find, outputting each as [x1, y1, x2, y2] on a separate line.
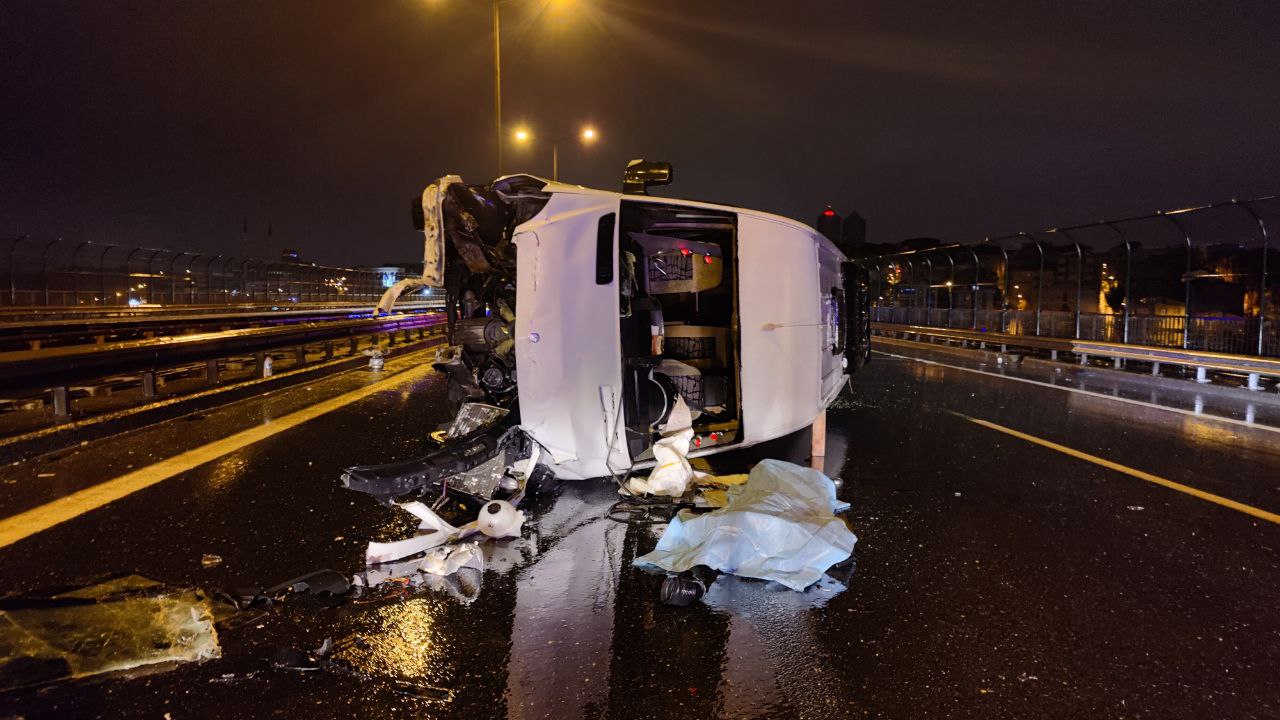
[447, 402, 508, 439]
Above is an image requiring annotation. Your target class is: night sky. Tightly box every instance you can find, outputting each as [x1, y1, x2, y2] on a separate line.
[3, 1, 1279, 267]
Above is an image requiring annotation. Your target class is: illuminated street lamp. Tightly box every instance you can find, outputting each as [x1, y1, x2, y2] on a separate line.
[431, 0, 581, 176]
[512, 124, 599, 182]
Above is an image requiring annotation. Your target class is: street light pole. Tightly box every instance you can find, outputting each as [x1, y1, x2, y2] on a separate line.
[492, 0, 502, 177]
[552, 142, 558, 182]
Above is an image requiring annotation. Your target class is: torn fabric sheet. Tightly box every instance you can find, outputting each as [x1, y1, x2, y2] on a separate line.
[635, 459, 857, 591]
[364, 501, 478, 565]
[626, 396, 697, 497]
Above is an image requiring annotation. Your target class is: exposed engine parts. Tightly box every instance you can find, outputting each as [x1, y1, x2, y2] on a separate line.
[344, 175, 554, 510]
[340, 408, 556, 508]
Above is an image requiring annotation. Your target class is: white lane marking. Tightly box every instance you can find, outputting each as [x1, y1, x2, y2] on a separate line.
[872, 348, 1280, 436]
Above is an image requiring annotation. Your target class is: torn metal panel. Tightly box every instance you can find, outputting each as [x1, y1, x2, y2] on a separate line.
[341, 419, 552, 506]
[418, 174, 461, 288]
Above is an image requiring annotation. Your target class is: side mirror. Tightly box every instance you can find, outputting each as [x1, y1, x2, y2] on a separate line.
[623, 160, 673, 195]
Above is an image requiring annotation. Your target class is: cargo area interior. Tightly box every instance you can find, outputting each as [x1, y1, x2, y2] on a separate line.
[617, 200, 742, 461]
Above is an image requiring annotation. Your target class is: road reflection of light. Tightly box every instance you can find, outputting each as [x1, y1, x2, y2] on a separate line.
[1180, 417, 1239, 446]
[206, 455, 248, 492]
[911, 361, 946, 384]
[341, 597, 448, 679]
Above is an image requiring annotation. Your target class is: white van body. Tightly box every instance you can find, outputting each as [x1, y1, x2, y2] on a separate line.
[513, 182, 848, 479]
[347, 172, 867, 504]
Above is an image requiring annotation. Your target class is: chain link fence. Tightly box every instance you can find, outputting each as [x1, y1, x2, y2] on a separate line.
[1, 238, 404, 307]
[855, 195, 1280, 358]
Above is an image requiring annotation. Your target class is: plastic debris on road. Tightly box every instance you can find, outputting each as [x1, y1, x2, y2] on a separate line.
[0, 575, 220, 690]
[635, 459, 857, 591]
[364, 500, 477, 565]
[365, 496, 525, 565]
[353, 538, 534, 604]
[358, 499, 528, 603]
[476, 499, 525, 538]
[421, 543, 486, 575]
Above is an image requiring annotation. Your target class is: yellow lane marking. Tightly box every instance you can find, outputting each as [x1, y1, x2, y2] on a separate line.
[0, 361, 438, 549]
[952, 411, 1280, 525]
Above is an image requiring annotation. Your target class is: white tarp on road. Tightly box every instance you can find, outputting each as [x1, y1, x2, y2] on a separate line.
[635, 459, 856, 591]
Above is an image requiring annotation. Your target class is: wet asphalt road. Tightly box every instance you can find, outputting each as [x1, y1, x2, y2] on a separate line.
[1, 340, 1278, 719]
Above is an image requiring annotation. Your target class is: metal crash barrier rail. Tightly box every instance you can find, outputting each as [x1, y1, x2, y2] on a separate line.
[872, 322, 1280, 391]
[0, 313, 448, 418]
[0, 300, 444, 352]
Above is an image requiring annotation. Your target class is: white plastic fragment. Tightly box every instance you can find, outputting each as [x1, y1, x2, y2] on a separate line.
[635, 459, 857, 591]
[364, 501, 475, 565]
[421, 543, 486, 575]
[476, 500, 525, 538]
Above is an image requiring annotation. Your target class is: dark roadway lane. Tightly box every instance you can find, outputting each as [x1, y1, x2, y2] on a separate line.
[0, 340, 1277, 719]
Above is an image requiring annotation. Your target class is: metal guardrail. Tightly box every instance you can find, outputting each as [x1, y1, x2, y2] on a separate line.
[0, 313, 447, 417]
[873, 321, 1280, 391]
[0, 300, 444, 352]
[869, 306, 1280, 359]
[3, 235, 415, 307]
[0, 299, 444, 324]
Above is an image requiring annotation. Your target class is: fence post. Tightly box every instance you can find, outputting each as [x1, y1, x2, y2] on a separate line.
[984, 238, 1010, 333]
[7, 235, 30, 305]
[903, 259, 914, 318]
[240, 259, 253, 301]
[942, 250, 956, 328]
[1159, 211, 1195, 350]
[1054, 230, 1086, 340]
[1234, 201, 1271, 356]
[169, 251, 188, 305]
[51, 386, 71, 418]
[969, 248, 980, 329]
[142, 249, 163, 305]
[1018, 233, 1044, 336]
[41, 238, 61, 306]
[72, 241, 93, 305]
[96, 244, 114, 305]
[922, 255, 933, 325]
[203, 255, 221, 304]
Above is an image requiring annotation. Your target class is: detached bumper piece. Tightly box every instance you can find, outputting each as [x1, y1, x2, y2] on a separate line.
[340, 412, 553, 507]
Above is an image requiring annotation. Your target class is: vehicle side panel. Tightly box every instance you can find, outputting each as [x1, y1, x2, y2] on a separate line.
[514, 195, 623, 479]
